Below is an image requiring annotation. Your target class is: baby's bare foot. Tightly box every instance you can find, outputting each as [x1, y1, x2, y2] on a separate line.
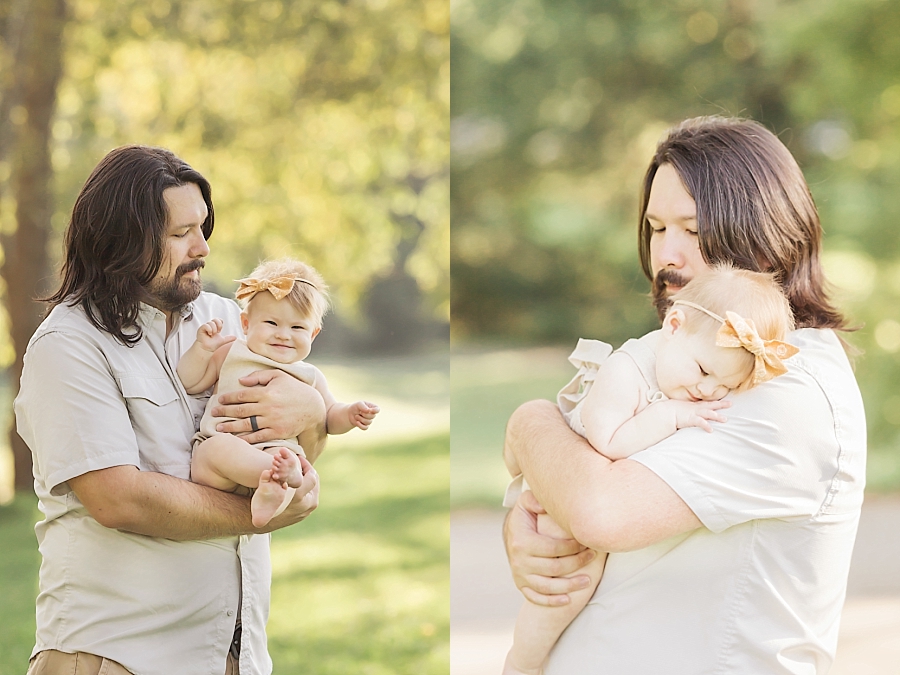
[251, 469, 288, 527]
[270, 448, 304, 488]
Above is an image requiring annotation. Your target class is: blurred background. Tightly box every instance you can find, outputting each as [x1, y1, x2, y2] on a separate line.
[0, 0, 449, 672]
[450, 0, 900, 672]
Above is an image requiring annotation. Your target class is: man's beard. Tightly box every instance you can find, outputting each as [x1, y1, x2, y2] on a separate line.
[149, 259, 204, 312]
[652, 268, 691, 322]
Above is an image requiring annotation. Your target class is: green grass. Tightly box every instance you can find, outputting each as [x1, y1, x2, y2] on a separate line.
[0, 496, 41, 669]
[268, 433, 448, 674]
[450, 346, 572, 509]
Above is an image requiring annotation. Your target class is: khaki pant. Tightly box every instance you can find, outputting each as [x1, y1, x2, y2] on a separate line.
[27, 650, 239, 675]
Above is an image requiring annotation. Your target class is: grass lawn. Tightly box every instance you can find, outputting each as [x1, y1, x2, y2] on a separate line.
[0, 350, 449, 674]
[450, 346, 572, 509]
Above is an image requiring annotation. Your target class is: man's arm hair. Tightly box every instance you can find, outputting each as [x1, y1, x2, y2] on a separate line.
[69, 464, 317, 539]
[507, 399, 702, 552]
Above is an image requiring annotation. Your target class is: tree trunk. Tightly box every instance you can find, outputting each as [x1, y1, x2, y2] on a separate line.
[1, 0, 66, 491]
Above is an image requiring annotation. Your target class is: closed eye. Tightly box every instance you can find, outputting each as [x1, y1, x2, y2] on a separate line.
[264, 320, 277, 326]
[698, 364, 709, 376]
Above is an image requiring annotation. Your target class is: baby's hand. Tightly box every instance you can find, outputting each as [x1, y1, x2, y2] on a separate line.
[195, 318, 236, 352]
[671, 399, 730, 433]
[349, 401, 380, 430]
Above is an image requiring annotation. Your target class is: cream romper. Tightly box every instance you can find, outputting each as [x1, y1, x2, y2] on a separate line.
[504, 331, 665, 507]
[192, 338, 318, 458]
[558, 331, 666, 437]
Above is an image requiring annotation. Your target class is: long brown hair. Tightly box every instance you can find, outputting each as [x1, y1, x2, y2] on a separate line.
[45, 145, 214, 345]
[638, 116, 848, 331]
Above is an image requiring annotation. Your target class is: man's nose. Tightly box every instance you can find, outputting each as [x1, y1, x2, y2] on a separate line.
[656, 231, 686, 268]
[191, 234, 210, 258]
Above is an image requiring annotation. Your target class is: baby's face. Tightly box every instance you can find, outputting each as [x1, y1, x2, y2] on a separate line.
[241, 291, 319, 364]
[656, 321, 749, 402]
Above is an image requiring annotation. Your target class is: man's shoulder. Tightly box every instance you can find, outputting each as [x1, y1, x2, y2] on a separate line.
[724, 328, 863, 433]
[30, 302, 103, 346]
[194, 290, 240, 312]
[191, 292, 241, 324]
[781, 328, 859, 398]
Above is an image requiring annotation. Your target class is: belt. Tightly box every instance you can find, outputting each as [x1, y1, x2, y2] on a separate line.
[230, 621, 242, 658]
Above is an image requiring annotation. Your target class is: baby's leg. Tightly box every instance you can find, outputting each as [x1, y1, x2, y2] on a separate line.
[503, 514, 606, 675]
[191, 434, 276, 492]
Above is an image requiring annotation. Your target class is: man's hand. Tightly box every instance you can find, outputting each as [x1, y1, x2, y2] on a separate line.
[504, 490, 597, 606]
[258, 456, 319, 532]
[212, 369, 327, 455]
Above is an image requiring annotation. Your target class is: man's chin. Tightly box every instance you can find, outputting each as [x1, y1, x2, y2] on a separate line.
[150, 277, 202, 312]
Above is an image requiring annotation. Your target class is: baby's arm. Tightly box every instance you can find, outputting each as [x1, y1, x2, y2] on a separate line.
[581, 354, 729, 460]
[310, 367, 380, 435]
[177, 319, 236, 394]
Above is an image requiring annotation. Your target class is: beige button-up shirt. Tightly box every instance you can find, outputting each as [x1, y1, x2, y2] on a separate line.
[15, 293, 273, 675]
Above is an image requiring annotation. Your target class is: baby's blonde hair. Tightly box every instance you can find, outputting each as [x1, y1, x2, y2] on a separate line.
[668, 263, 795, 391]
[238, 258, 330, 328]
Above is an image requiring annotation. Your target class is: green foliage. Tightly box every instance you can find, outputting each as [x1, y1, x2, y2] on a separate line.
[451, 0, 900, 467]
[49, 0, 449, 320]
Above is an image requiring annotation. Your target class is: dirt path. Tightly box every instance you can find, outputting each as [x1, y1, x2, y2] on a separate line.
[451, 495, 900, 674]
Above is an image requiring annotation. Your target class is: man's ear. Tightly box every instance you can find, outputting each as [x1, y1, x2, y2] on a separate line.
[662, 308, 685, 337]
[240, 312, 250, 335]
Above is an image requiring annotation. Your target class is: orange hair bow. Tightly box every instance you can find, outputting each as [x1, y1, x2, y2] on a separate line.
[672, 301, 799, 386]
[234, 275, 316, 302]
[715, 311, 799, 385]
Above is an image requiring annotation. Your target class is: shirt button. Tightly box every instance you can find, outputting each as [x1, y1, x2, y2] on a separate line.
[227, 610, 234, 616]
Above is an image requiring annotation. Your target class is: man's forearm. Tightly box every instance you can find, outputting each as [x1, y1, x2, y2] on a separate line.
[506, 399, 702, 552]
[506, 399, 612, 539]
[70, 465, 309, 540]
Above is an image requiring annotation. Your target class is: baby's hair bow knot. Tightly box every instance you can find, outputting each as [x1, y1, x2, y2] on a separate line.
[234, 275, 317, 302]
[715, 311, 799, 386]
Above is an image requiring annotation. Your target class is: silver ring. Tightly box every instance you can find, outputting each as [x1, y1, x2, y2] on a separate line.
[250, 415, 259, 432]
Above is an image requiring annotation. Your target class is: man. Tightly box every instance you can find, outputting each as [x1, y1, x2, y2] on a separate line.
[503, 116, 866, 673]
[15, 145, 325, 675]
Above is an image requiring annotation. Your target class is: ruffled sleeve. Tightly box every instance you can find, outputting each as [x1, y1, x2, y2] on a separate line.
[556, 339, 613, 435]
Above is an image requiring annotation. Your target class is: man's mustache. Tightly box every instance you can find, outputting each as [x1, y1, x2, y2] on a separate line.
[654, 268, 690, 295]
[176, 259, 205, 277]
[651, 268, 691, 321]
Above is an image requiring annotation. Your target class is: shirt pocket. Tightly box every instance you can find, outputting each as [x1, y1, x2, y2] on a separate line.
[118, 375, 194, 479]
[119, 376, 179, 406]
